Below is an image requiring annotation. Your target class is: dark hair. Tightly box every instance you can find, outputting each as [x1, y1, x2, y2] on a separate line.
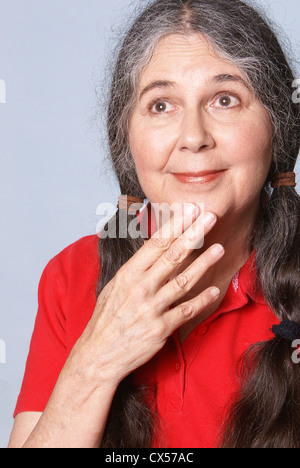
[97, 0, 300, 448]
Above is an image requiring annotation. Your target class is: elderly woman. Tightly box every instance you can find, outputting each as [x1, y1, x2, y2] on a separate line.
[9, 0, 300, 448]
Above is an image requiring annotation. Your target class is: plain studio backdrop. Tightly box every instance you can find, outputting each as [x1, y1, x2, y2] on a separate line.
[0, 0, 300, 447]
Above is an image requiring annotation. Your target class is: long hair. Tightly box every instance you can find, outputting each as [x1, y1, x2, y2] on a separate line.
[98, 0, 300, 448]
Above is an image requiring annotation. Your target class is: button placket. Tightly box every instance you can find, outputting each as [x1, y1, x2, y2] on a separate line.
[198, 324, 209, 336]
[164, 334, 186, 412]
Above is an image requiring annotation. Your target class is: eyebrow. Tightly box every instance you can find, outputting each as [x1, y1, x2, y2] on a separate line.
[139, 80, 176, 100]
[211, 74, 252, 91]
[139, 74, 252, 100]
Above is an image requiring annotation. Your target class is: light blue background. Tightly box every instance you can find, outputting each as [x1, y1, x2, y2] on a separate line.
[0, 0, 300, 447]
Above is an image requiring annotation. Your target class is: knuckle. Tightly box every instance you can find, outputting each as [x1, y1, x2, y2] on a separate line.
[152, 320, 167, 338]
[175, 274, 190, 291]
[114, 262, 136, 285]
[120, 261, 135, 276]
[188, 227, 198, 242]
[164, 243, 184, 264]
[136, 281, 151, 298]
[138, 301, 152, 318]
[180, 302, 195, 318]
[113, 266, 132, 290]
[150, 236, 172, 251]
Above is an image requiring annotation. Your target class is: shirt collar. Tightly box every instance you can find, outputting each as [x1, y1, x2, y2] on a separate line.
[137, 202, 157, 239]
[215, 249, 265, 322]
[234, 250, 265, 304]
[137, 203, 266, 310]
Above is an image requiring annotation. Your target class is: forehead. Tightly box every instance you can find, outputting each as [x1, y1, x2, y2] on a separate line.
[138, 33, 246, 87]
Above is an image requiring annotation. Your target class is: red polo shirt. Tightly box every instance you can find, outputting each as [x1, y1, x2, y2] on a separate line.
[14, 234, 279, 448]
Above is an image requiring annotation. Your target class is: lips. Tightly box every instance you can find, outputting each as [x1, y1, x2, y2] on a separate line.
[172, 170, 226, 184]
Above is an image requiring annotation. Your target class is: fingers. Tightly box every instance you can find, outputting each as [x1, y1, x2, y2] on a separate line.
[153, 243, 225, 314]
[124, 203, 202, 273]
[162, 285, 222, 334]
[148, 211, 217, 290]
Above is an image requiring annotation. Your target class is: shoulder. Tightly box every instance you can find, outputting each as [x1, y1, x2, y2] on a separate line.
[39, 235, 100, 313]
[38, 235, 101, 350]
[51, 235, 100, 266]
[45, 235, 100, 278]
[13, 237, 101, 418]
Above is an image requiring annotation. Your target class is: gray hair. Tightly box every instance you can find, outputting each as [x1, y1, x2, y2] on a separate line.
[104, 0, 300, 197]
[98, 0, 300, 449]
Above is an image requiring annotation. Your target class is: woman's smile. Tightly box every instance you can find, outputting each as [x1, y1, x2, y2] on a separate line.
[171, 169, 227, 186]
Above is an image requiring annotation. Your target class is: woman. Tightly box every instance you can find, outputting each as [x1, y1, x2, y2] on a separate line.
[9, 0, 300, 448]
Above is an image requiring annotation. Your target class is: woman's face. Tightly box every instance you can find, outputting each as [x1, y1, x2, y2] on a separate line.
[129, 34, 272, 221]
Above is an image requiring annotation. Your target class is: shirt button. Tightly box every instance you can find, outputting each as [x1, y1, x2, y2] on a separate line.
[175, 362, 180, 371]
[198, 324, 209, 335]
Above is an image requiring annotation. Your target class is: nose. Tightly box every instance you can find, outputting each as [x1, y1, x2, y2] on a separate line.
[178, 108, 215, 154]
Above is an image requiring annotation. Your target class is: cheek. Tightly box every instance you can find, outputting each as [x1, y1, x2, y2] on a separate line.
[221, 115, 272, 173]
[129, 120, 177, 174]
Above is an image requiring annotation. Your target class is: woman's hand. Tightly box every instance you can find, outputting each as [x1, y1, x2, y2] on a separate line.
[12, 204, 225, 448]
[72, 204, 225, 388]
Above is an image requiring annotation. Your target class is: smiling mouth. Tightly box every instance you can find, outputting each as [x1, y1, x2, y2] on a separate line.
[172, 170, 226, 184]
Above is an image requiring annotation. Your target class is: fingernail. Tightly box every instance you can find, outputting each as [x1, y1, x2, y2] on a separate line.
[203, 212, 216, 226]
[211, 244, 224, 256]
[210, 287, 221, 298]
[184, 203, 199, 216]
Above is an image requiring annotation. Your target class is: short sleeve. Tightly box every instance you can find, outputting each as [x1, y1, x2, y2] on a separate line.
[14, 235, 100, 418]
[13, 257, 69, 417]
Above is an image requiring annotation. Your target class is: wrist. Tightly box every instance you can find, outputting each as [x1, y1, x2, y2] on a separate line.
[61, 337, 122, 394]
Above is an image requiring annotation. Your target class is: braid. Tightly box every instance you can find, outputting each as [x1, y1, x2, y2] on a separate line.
[221, 185, 300, 447]
[98, 208, 157, 448]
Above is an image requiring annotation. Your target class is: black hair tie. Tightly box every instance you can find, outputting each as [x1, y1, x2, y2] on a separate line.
[271, 321, 300, 342]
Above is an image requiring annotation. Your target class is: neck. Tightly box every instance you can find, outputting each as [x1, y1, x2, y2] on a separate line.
[199, 207, 255, 283]
[175, 205, 258, 342]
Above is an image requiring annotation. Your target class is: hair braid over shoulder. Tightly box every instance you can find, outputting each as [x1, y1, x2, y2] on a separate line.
[97, 0, 300, 448]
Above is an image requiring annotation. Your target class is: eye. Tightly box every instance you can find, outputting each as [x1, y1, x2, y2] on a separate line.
[150, 100, 174, 114]
[211, 94, 241, 109]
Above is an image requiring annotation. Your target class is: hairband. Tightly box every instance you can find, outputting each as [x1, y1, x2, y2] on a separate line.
[271, 320, 300, 342]
[271, 172, 296, 189]
[117, 195, 144, 215]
